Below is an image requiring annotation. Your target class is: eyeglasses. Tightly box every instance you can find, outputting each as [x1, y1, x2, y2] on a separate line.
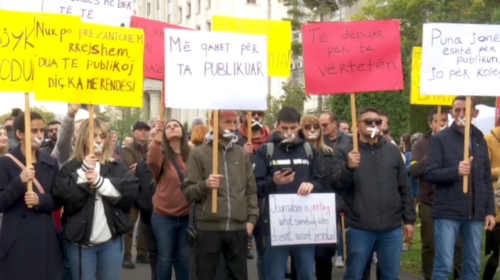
[303, 124, 320, 130]
[361, 118, 383, 126]
[250, 111, 263, 117]
[48, 129, 58, 133]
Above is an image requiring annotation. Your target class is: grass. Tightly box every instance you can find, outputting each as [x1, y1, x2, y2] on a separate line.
[400, 217, 495, 279]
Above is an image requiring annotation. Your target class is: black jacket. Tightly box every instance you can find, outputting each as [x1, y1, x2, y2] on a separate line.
[331, 136, 416, 231]
[54, 158, 139, 246]
[425, 123, 495, 221]
[135, 158, 156, 225]
[323, 131, 352, 151]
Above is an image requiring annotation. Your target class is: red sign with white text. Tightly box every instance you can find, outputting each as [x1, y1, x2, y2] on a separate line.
[301, 20, 404, 95]
[130, 16, 194, 80]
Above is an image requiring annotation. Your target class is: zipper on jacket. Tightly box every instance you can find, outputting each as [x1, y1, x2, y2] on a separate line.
[223, 150, 231, 231]
[468, 143, 472, 219]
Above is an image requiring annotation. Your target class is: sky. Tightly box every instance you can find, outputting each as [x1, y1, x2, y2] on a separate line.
[0, 93, 69, 117]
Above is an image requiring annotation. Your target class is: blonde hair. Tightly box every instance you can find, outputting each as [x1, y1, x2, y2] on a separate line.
[73, 119, 114, 164]
[300, 114, 332, 154]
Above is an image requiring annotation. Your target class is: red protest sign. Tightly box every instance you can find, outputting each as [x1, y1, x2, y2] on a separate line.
[301, 20, 403, 95]
[130, 16, 194, 80]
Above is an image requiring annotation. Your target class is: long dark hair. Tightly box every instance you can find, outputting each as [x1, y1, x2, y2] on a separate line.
[162, 119, 190, 164]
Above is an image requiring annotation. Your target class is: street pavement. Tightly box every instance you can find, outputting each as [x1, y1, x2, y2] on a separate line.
[120, 247, 423, 280]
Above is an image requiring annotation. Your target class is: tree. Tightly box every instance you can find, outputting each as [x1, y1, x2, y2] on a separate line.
[32, 106, 56, 123]
[99, 107, 141, 143]
[264, 81, 311, 128]
[328, 0, 500, 140]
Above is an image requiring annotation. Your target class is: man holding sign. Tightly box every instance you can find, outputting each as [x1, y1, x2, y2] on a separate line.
[425, 96, 496, 279]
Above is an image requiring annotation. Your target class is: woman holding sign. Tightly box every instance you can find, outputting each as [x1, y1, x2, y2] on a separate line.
[54, 119, 139, 280]
[0, 112, 62, 280]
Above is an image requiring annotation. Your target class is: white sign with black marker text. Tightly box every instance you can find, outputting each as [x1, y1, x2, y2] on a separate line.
[420, 23, 500, 96]
[163, 29, 268, 110]
[269, 193, 336, 246]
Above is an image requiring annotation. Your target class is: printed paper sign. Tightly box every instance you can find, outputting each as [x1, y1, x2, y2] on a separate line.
[420, 23, 500, 96]
[410, 47, 454, 105]
[33, 16, 144, 107]
[164, 29, 267, 110]
[0, 10, 79, 92]
[301, 20, 404, 95]
[269, 194, 336, 246]
[130, 16, 194, 80]
[212, 16, 291, 77]
[43, 0, 132, 27]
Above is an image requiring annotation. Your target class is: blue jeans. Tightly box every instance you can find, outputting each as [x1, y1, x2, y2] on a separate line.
[344, 227, 402, 280]
[253, 223, 266, 280]
[264, 235, 315, 280]
[432, 219, 482, 280]
[65, 237, 123, 280]
[337, 224, 343, 257]
[61, 227, 72, 280]
[151, 213, 189, 280]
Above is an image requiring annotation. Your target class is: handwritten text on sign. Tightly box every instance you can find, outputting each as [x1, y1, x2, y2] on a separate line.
[43, 0, 132, 27]
[420, 23, 500, 96]
[410, 47, 454, 105]
[164, 29, 267, 110]
[301, 20, 403, 95]
[269, 194, 336, 246]
[33, 17, 144, 107]
[212, 16, 291, 77]
[130, 16, 194, 80]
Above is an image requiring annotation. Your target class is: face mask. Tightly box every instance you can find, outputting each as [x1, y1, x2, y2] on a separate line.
[222, 129, 235, 139]
[367, 127, 379, 139]
[457, 117, 466, 126]
[32, 137, 43, 147]
[94, 142, 103, 153]
[281, 133, 295, 144]
[307, 132, 318, 139]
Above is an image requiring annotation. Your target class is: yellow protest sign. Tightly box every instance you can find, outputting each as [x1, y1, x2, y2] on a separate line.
[33, 17, 144, 107]
[411, 47, 454, 105]
[212, 16, 291, 77]
[0, 10, 78, 92]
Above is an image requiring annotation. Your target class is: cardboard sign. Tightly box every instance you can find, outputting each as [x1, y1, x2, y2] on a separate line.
[269, 194, 337, 246]
[43, 0, 132, 27]
[410, 47, 454, 105]
[130, 16, 194, 80]
[420, 23, 500, 96]
[33, 16, 144, 107]
[212, 16, 291, 77]
[301, 20, 404, 95]
[0, 10, 79, 92]
[164, 29, 267, 110]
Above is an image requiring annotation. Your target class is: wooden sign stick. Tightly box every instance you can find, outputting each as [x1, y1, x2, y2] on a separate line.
[246, 111, 252, 143]
[157, 87, 165, 142]
[463, 97, 471, 194]
[211, 110, 219, 213]
[88, 105, 94, 155]
[24, 93, 33, 208]
[436, 105, 442, 134]
[350, 93, 358, 151]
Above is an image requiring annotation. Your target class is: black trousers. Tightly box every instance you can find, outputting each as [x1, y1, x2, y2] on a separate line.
[142, 221, 158, 280]
[196, 230, 248, 280]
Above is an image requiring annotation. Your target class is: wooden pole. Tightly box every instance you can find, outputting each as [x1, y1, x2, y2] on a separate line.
[246, 111, 252, 143]
[88, 105, 94, 155]
[157, 87, 165, 142]
[211, 110, 219, 213]
[341, 213, 347, 267]
[350, 93, 358, 151]
[436, 105, 442, 134]
[463, 97, 471, 194]
[24, 93, 33, 208]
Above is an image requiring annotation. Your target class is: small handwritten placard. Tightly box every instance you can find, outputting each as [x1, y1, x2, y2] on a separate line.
[269, 194, 336, 246]
[420, 23, 500, 96]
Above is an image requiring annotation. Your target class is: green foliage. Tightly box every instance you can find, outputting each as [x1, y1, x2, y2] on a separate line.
[264, 82, 311, 128]
[183, 120, 190, 133]
[108, 107, 140, 143]
[329, 0, 500, 139]
[31, 106, 56, 123]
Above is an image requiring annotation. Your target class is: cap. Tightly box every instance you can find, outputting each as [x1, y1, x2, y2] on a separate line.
[133, 121, 150, 131]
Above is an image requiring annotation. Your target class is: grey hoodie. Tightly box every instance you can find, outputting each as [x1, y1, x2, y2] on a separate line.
[53, 113, 75, 169]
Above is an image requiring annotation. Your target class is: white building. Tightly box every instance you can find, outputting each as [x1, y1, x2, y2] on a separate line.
[134, 0, 290, 124]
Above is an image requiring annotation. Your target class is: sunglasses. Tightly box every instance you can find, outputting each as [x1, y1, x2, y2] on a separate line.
[303, 124, 321, 130]
[361, 118, 383, 126]
[250, 111, 264, 117]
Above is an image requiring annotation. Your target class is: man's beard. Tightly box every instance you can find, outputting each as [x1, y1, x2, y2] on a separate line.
[250, 119, 263, 132]
[50, 135, 57, 142]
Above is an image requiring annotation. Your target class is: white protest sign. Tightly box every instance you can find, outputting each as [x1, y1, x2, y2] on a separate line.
[0, 0, 43, 12]
[42, 0, 132, 27]
[269, 193, 336, 246]
[164, 29, 268, 110]
[420, 23, 500, 96]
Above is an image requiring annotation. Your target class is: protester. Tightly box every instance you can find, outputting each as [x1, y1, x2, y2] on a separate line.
[331, 107, 415, 280]
[124, 137, 132, 147]
[41, 120, 60, 155]
[110, 131, 123, 156]
[379, 111, 395, 144]
[122, 121, 151, 268]
[300, 114, 337, 280]
[0, 125, 8, 155]
[147, 119, 191, 280]
[319, 112, 351, 150]
[339, 120, 350, 133]
[0, 112, 62, 280]
[183, 110, 259, 280]
[54, 118, 139, 280]
[136, 127, 159, 280]
[190, 125, 209, 148]
[253, 106, 322, 280]
[191, 117, 205, 132]
[425, 96, 496, 279]
[54, 104, 83, 167]
[4, 108, 22, 150]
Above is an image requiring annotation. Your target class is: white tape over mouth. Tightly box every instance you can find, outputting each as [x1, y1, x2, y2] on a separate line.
[281, 134, 295, 144]
[251, 120, 263, 128]
[223, 129, 235, 138]
[439, 125, 447, 131]
[367, 127, 379, 138]
[457, 117, 466, 126]
[32, 137, 43, 146]
[308, 132, 318, 139]
[94, 142, 103, 152]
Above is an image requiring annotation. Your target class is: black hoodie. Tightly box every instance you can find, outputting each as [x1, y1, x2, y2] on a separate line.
[331, 136, 415, 231]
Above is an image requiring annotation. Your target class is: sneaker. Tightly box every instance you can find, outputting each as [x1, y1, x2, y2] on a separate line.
[122, 258, 135, 269]
[371, 253, 378, 265]
[247, 241, 252, 250]
[335, 256, 345, 268]
[402, 244, 410, 251]
[246, 250, 254, 260]
[136, 254, 150, 264]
